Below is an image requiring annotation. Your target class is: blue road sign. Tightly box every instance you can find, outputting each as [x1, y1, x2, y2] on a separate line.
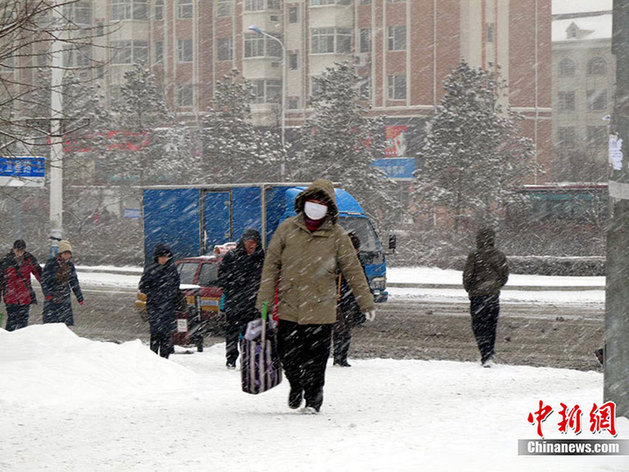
[371, 158, 415, 180]
[0, 156, 46, 178]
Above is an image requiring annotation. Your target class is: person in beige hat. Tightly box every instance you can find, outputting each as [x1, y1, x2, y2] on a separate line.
[42, 240, 84, 326]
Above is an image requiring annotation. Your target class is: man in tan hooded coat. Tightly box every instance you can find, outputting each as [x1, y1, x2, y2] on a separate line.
[257, 179, 375, 413]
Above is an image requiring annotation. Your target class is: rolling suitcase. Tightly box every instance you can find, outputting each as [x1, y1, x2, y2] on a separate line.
[240, 302, 283, 394]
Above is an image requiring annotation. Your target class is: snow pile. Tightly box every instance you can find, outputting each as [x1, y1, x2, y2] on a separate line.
[1, 326, 628, 471]
[0, 324, 196, 407]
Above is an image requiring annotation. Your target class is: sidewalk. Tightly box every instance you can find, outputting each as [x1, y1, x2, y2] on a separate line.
[74, 265, 607, 292]
[387, 266, 605, 291]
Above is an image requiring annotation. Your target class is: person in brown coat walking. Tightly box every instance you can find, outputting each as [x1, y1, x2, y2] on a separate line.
[463, 227, 509, 367]
[256, 179, 375, 413]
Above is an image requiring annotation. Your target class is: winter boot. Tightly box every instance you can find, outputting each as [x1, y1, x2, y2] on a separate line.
[288, 388, 303, 409]
[304, 390, 323, 413]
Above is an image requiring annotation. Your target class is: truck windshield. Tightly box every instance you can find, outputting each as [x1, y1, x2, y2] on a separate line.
[177, 262, 198, 285]
[338, 217, 381, 253]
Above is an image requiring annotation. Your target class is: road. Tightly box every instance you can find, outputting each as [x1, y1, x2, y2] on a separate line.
[23, 284, 605, 372]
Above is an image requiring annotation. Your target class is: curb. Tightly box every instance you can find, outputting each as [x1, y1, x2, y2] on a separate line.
[387, 282, 604, 292]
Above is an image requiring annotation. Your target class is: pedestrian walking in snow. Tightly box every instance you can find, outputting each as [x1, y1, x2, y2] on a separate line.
[256, 179, 375, 413]
[333, 231, 367, 368]
[218, 228, 265, 369]
[463, 227, 509, 368]
[42, 240, 84, 326]
[1, 240, 42, 331]
[139, 243, 180, 359]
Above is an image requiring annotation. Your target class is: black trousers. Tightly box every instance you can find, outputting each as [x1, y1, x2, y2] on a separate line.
[333, 328, 352, 363]
[225, 319, 249, 365]
[6, 304, 30, 331]
[277, 321, 333, 410]
[470, 295, 500, 363]
[150, 333, 173, 359]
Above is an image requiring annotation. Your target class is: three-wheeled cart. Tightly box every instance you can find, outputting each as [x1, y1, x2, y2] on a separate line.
[172, 285, 215, 352]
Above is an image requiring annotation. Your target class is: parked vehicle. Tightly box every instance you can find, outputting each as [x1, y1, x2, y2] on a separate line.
[141, 183, 395, 303]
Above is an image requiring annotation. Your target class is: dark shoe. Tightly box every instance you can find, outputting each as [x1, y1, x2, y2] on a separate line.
[334, 359, 351, 367]
[305, 390, 323, 412]
[288, 389, 303, 409]
[226, 361, 236, 370]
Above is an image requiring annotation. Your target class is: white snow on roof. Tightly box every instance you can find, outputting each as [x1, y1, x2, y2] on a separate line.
[552, 13, 612, 42]
[552, 0, 612, 15]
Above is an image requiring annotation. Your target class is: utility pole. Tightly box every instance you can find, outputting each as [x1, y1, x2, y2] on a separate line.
[605, 0, 629, 418]
[49, 3, 65, 255]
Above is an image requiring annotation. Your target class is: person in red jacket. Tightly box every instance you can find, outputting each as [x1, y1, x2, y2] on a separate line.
[1, 240, 43, 331]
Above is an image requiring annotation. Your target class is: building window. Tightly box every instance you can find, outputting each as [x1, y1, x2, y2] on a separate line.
[268, 0, 280, 8]
[112, 40, 148, 64]
[217, 0, 234, 17]
[288, 97, 300, 109]
[36, 52, 48, 67]
[557, 91, 575, 112]
[288, 52, 298, 70]
[217, 38, 233, 61]
[251, 79, 281, 104]
[387, 0, 406, 2]
[388, 75, 406, 100]
[177, 84, 193, 107]
[311, 0, 352, 5]
[559, 58, 575, 77]
[486, 23, 495, 42]
[289, 6, 299, 23]
[360, 75, 372, 100]
[177, 0, 193, 18]
[244, 33, 281, 58]
[245, 0, 264, 10]
[587, 57, 607, 76]
[311, 28, 352, 54]
[154, 40, 163, 63]
[388, 25, 406, 51]
[360, 28, 371, 53]
[63, 45, 91, 67]
[587, 89, 607, 111]
[311, 77, 323, 96]
[360, 0, 372, 4]
[64, 0, 92, 26]
[112, 0, 148, 21]
[558, 127, 576, 148]
[155, 0, 163, 20]
[587, 126, 607, 149]
[177, 39, 193, 62]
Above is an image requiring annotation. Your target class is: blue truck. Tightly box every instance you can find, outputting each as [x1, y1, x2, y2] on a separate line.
[142, 183, 394, 302]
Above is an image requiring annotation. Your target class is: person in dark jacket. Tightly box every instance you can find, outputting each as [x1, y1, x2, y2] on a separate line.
[333, 231, 366, 367]
[42, 240, 84, 326]
[462, 227, 509, 367]
[1, 239, 43, 331]
[139, 243, 180, 359]
[218, 228, 265, 368]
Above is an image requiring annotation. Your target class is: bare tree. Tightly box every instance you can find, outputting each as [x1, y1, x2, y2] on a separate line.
[0, 0, 104, 154]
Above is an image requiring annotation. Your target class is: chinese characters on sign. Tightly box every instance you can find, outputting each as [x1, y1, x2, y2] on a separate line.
[527, 400, 617, 438]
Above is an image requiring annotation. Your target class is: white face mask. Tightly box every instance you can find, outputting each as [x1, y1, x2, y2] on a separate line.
[304, 201, 328, 220]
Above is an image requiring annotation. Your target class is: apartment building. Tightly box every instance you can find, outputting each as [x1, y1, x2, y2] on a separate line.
[3, 0, 552, 185]
[552, 1, 614, 182]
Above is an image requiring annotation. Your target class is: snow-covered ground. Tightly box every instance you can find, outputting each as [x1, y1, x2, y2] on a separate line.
[75, 265, 606, 306]
[1, 324, 626, 471]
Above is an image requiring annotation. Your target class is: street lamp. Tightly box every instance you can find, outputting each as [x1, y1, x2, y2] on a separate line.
[248, 24, 286, 181]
